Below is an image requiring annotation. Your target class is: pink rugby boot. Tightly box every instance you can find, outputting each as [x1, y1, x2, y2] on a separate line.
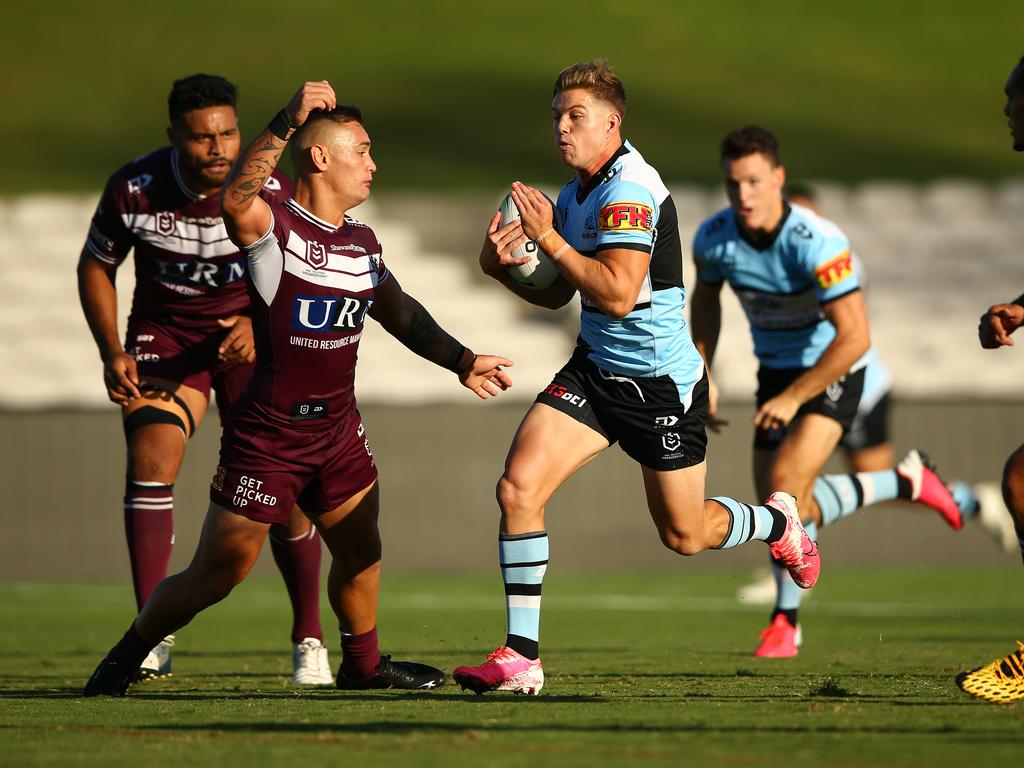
[453, 646, 544, 695]
[897, 449, 963, 530]
[765, 492, 820, 589]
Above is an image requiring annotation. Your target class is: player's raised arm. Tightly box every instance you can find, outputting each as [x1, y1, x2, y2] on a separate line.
[368, 272, 514, 399]
[222, 81, 337, 246]
[979, 295, 1024, 348]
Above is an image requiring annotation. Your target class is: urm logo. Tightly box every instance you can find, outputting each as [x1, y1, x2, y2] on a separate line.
[292, 295, 371, 333]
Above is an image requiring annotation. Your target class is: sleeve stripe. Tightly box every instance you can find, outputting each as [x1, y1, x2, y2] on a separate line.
[819, 286, 861, 306]
[85, 241, 120, 265]
[595, 241, 652, 255]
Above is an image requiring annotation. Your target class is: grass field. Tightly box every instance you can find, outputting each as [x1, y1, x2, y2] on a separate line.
[4, 1, 1022, 191]
[2, 567, 1023, 766]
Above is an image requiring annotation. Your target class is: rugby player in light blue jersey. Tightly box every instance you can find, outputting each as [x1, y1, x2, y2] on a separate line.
[691, 128, 963, 658]
[735, 182, 1017, 629]
[453, 61, 820, 696]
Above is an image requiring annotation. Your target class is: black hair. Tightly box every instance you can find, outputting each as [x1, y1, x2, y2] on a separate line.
[720, 125, 781, 166]
[299, 105, 364, 134]
[168, 74, 237, 123]
[1011, 55, 1024, 92]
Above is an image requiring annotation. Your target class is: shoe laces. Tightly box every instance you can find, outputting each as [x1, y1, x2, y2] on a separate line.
[991, 642, 1024, 681]
[486, 646, 515, 663]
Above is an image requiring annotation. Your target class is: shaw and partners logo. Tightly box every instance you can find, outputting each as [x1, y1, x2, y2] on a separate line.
[292, 294, 372, 333]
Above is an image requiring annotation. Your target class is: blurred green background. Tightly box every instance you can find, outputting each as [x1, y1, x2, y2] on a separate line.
[3, 0, 1020, 193]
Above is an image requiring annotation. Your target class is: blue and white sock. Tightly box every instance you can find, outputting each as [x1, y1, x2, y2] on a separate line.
[813, 470, 906, 527]
[500, 531, 548, 660]
[710, 497, 786, 548]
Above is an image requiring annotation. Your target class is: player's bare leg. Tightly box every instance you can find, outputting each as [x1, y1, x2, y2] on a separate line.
[643, 461, 728, 555]
[84, 504, 269, 696]
[848, 442, 895, 473]
[314, 482, 443, 691]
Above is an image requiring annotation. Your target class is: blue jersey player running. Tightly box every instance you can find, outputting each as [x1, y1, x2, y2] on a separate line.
[453, 61, 820, 696]
[691, 127, 963, 658]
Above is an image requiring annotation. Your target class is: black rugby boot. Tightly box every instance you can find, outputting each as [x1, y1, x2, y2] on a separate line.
[83, 659, 136, 697]
[336, 655, 446, 690]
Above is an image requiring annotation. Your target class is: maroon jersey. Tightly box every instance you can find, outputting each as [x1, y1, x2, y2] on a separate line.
[83, 146, 292, 329]
[242, 198, 390, 424]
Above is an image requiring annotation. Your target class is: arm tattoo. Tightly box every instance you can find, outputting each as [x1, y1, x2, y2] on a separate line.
[226, 132, 286, 207]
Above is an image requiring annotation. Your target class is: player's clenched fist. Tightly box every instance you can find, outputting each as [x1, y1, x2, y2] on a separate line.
[284, 81, 338, 128]
[979, 303, 1024, 349]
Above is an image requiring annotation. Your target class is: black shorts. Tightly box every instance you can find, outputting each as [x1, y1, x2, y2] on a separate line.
[535, 348, 708, 471]
[754, 366, 865, 451]
[839, 391, 891, 452]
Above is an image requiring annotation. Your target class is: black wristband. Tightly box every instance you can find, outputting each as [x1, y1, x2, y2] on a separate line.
[267, 109, 294, 141]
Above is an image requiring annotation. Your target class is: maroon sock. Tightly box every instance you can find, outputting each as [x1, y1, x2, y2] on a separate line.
[341, 627, 380, 681]
[124, 480, 175, 611]
[269, 526, 324, 643]
[106, 622, 158, 667]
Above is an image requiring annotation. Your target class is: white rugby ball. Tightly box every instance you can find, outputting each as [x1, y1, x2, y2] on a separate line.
[499, 192, 562, 290]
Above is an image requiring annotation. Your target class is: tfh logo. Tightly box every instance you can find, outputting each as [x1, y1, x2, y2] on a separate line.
[306, 241, 328, 269]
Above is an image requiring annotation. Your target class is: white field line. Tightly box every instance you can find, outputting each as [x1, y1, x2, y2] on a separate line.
[386, 592, 1021, 619]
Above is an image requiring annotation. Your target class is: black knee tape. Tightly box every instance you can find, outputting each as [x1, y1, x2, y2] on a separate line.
[123, 406, 188, 439]
[136, 384, 197, 436]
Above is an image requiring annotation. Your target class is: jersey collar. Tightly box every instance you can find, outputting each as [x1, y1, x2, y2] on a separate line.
[284, 198, 343, 233]
[736, 201, 791, 251]
[170, 148, 204, 201]
[575, 141, 631, 205]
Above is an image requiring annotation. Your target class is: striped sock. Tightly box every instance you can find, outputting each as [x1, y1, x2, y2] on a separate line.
[813, 470, 905, 527]
[124, 480, 175, 611]
[772, 520, 817, 623]
[710, 497, 785, 548]
[500, 532, 548, 660]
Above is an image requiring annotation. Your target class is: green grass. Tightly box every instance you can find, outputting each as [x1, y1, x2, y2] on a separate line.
[2, 568, 1023, 766]
[3, 1, 1022, 192]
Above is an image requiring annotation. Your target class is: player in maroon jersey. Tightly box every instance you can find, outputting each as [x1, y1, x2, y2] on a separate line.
[77, 74, 334, 686]
[84, 79, 514, 696]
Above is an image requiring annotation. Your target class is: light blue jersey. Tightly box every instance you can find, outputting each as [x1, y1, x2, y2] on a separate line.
[693, 202, 862, 369]
[556, 141, 704, 400]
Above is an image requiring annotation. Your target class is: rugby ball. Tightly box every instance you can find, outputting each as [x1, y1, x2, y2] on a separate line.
[499, 192, 562, 290]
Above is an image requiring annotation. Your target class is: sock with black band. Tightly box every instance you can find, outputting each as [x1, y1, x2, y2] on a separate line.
[500, 531, 548, 660]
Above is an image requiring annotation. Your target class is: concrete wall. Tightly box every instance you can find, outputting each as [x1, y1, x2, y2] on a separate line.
[2, 398, 1020, 581]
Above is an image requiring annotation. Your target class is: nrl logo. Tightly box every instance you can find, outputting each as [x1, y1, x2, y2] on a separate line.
[662, 432, 682, 451]
[306, 240, 328, 269]
[156, 211, 176, 236]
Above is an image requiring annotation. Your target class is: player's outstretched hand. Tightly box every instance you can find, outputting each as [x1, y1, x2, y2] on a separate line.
[753, 391, 800, 431]
[510, 182, 554, 240]
[217, 315, 256, 364]
[285, 81, 338, 128]
[979, 303, 1024, 349]
[103, 351, 141, 405]
[480, 211, 530, 277]
[460, 355, 514, 400]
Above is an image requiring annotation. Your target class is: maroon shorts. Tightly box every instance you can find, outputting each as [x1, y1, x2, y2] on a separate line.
[126, 317, 254, 421]
[210, 402, 378, 524]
